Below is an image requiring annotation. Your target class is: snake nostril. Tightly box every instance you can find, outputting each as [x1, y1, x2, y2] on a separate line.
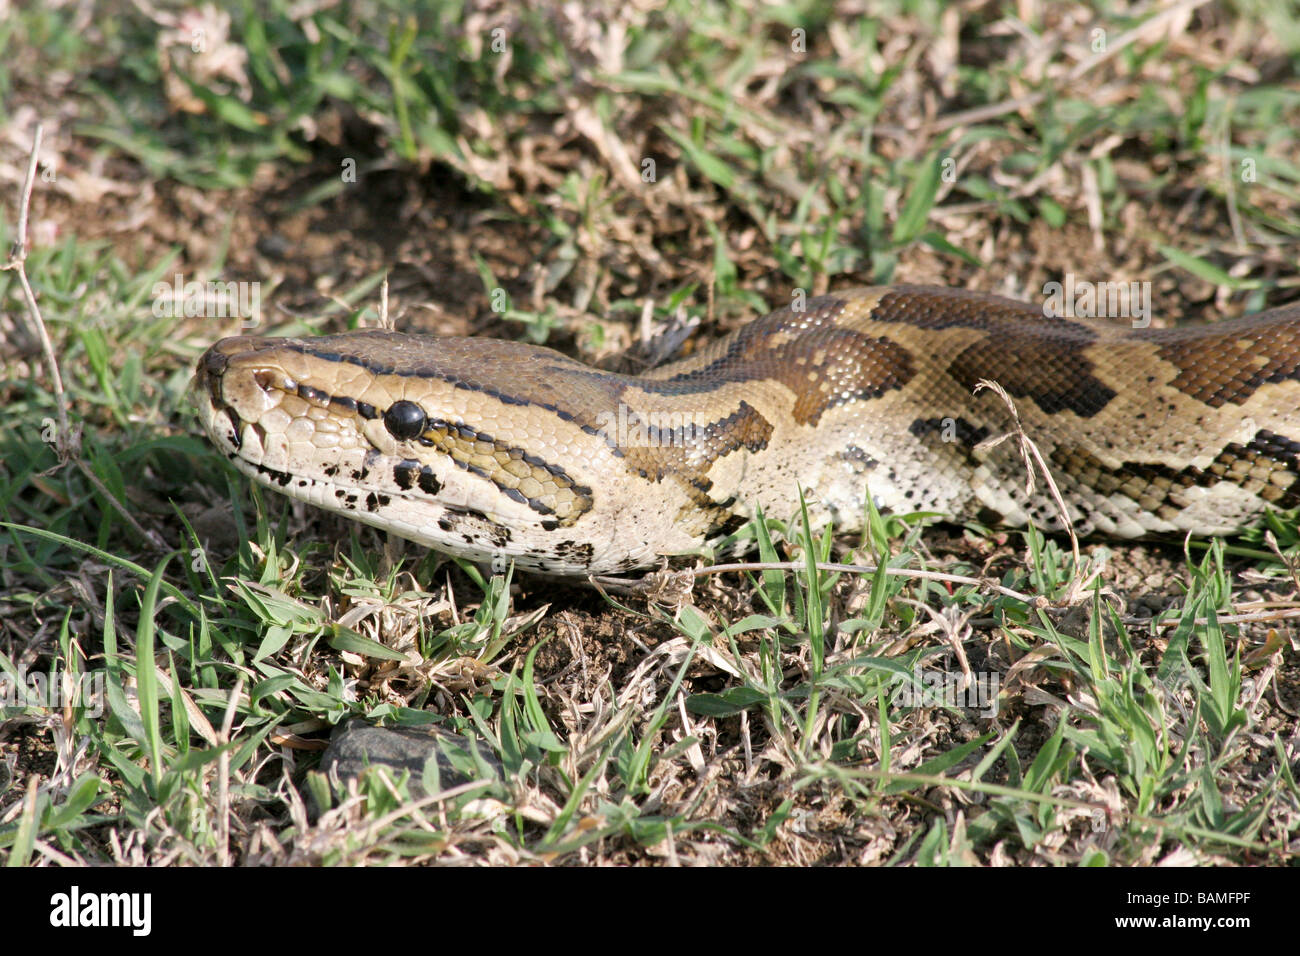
[254, 369, 287, 392]
[383, 400, 427, 441]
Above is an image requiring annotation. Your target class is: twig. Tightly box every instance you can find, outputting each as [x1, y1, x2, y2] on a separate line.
[973, 380, 1080, 562]
[973, 379, 1106, 607]
[3, 125, 75, 466]
[2, 124, 166, 548]
[1155, 608, 1300, 629]
[1263, 530, 1300, 592]
[11, 127, 40, 258]
[379, 273, 392, 330]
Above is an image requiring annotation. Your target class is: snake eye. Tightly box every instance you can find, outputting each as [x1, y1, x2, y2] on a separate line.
[383, 400, 427, 441]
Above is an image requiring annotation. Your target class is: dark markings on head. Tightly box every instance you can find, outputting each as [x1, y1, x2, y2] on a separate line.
[276, 336, 624, 454]
[195, 348, 231, 409]
[393, 459, 444, 497]
[213, 404, 243, 449]
[253, 462, 293, 487]
[199, 347, 228, 379]
[415, 419, 592, 526]
[706, 512, 750, 541]
[417, 467, 441, 496]
[393, 460, 417, 491]
[297, 383, 328, 404]
[390, 457, 441, 496]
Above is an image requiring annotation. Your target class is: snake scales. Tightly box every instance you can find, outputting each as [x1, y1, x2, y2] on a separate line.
[193, 285, 1300, 576]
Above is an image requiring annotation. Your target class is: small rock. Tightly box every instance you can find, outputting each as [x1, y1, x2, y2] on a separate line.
[318, 720, 502, 800]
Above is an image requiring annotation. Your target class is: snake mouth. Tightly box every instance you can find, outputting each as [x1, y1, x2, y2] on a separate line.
[193, 363, 239, 453]
[197, 392, 267, 459]
[214, 404, 245, 451]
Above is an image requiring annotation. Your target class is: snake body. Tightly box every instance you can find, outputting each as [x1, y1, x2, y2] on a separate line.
[193, 286, 1300, 575]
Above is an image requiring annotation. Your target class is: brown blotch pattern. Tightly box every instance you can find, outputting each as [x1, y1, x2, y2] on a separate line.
[872, 286, 1117, 417]
[1145, 307, 1300, 408]
[621, 400, 774, 484]
[647, 297, 916, 426]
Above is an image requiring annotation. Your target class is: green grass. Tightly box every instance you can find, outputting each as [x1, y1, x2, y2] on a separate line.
[1, 0, 1298, 865]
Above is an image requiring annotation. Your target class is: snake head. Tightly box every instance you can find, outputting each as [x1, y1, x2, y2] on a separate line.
[191, 331, 651, 574]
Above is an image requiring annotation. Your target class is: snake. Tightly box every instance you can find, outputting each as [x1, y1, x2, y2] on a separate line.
[192, 285, 1300, 576]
